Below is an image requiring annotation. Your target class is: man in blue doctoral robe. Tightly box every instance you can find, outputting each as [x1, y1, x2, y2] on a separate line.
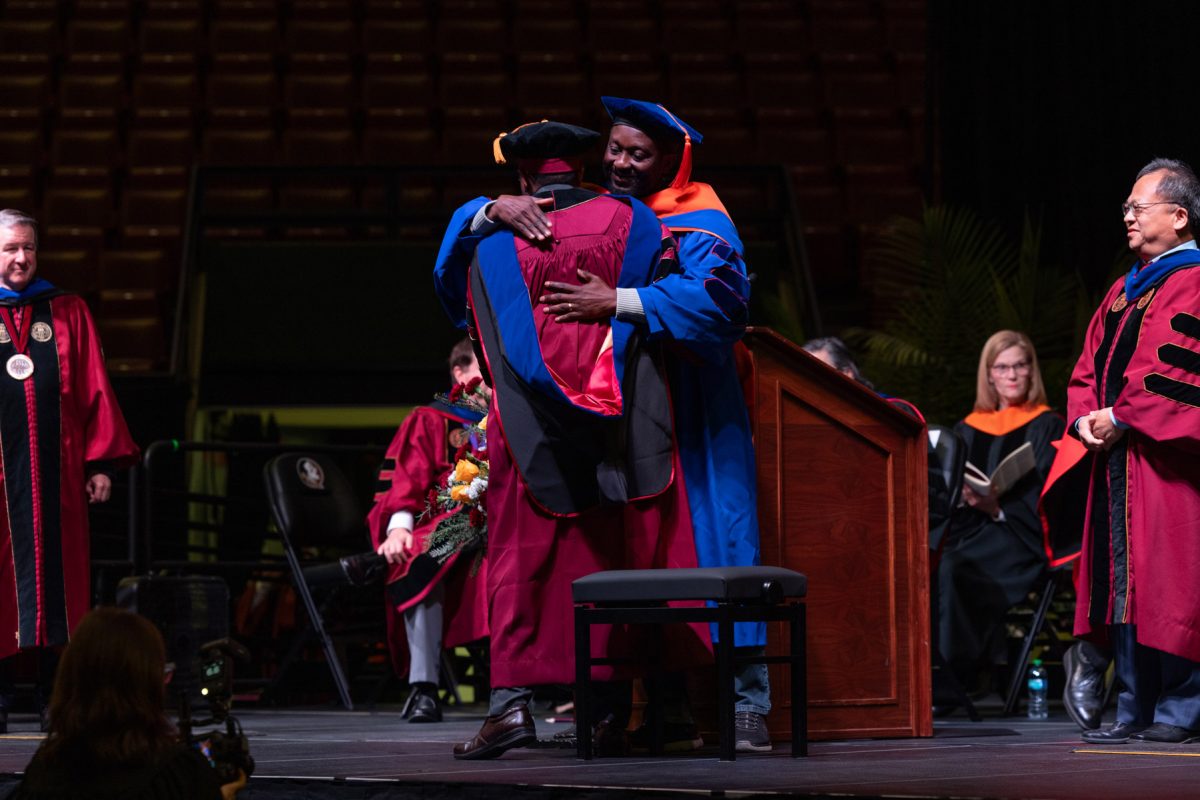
[435, 99, 772, 753]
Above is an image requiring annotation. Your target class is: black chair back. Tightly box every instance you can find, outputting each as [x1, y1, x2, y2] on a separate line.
[263, 452, 366, 549]
[927, 424, 966, 552]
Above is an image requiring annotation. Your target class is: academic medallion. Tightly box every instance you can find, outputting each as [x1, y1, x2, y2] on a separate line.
[6, 353, 34, 380]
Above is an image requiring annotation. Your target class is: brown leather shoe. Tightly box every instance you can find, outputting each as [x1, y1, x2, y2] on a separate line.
[453, 704, 536, 760]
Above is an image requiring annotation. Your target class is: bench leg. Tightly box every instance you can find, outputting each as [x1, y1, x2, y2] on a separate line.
[575, 605, 593, 760]
[648, 622, 663, 756]
[791, 603, 807, 757]
[717, 612, 736, 762]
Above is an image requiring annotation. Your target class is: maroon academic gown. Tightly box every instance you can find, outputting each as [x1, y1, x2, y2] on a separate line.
[470, 192, 707, 688]
[365, 405, 489, 677]
[1068, 267, 1200, 661]
[0, 292, 138, 660]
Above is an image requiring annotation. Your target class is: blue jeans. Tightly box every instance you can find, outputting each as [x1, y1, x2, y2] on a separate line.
[735, 647, 772, 716]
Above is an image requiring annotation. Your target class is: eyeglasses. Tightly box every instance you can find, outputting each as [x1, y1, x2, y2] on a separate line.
[990, 360, 1031, 376]
[1121, 201, 1179, 217]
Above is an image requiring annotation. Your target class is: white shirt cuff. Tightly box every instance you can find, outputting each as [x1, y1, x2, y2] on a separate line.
[615, 288, 646, 323]
[387, 511, 415, 533]
[1109, 408, 1129, 429]
[470, 202, 499, 234]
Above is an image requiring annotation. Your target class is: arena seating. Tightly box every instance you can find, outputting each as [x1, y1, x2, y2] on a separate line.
[4, 0, 926, 372]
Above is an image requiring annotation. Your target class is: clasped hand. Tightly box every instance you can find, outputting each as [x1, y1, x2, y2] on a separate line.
[1077, 407, 1125, 452]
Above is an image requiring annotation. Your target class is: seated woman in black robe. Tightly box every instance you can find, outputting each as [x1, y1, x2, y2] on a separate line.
[937, 330, 1064, 694]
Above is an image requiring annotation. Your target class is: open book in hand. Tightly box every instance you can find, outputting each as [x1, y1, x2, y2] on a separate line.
[962, 442, 1036, 498]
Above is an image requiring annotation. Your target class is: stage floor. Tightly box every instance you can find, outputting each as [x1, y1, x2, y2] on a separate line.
[2, 703, 1199, 799]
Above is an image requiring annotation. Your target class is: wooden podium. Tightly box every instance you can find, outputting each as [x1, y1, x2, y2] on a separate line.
[745, 328, 932, 739]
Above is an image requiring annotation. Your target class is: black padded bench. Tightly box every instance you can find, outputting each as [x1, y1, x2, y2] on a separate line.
[572, 566, 808, 761]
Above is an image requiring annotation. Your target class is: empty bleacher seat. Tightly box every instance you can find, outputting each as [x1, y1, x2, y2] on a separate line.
[65, 18, 131, 54]
[284, 18, 358, 55]
[515, 53, 590, 113]
[755, 107, 833, 166]
[50, 126, 122, 169]
[439, 52, 512, 107]
[587, 3, 658, 52]
[591, 51, 665, 103]
[363, 54, 436, 108]
[98, 248, 173, 291]
[209, 18, 281, 54]
[202, 125, 279, 165]
[668, 54, 745, 110]
[0, 168, 39, 212]
[282, 111, 358, 165]
[138, 18, 204, 54]
[362, 109, 439, 164]
[120, 186, 187, 241]
[0, 19, 60, 56]
[36, 249, 98, 296]
[97, 317, 167, 370]
[284, 67, 356, 111]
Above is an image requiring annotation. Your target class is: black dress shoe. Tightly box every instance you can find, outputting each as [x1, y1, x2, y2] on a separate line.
[592, 716, 630, 757]
[0, 709, 7, 735]
[1063, 643, 1108, 731]
[405, 690, 442, 724]
[453, 704, 536, 760]
[1130, 723, 1200, 744]
[1081, 721, 1146, 744]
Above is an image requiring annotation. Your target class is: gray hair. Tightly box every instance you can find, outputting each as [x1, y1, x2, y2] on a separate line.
[0, 209, 38, 245]
[1137, 158, 1200, 237]
[802, 336, 874, 389]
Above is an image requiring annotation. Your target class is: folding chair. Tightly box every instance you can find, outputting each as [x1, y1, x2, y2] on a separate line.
[263, 452, 383, 710]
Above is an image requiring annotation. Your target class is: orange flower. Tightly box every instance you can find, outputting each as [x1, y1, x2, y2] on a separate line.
[477, 415, 488, 431]
[455, 459, 480, 482]
[450, 484, 472, 503]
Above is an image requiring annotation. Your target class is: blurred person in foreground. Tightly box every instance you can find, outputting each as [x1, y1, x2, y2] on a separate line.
[936, 331, 1063, 699]
[0, 209, 138, 732]
[11, 607, 244, 800]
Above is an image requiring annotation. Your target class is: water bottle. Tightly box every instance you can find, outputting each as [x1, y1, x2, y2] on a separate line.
[1026, 658, 1048, 720]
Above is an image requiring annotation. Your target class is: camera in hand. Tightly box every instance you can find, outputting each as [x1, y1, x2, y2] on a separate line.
[176, 638, 255, 784]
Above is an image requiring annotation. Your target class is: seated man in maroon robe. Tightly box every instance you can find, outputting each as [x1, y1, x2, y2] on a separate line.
[365, 338, 490, 723]
[435, 121, 705, 759]
[0, 209, 139, 732]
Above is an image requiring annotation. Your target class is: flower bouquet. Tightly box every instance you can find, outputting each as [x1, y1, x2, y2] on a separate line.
[422, 378, 489, 574]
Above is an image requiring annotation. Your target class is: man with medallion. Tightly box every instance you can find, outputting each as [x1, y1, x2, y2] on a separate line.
[1069, 160, 1200, 745]
[0, 209, 138, 731]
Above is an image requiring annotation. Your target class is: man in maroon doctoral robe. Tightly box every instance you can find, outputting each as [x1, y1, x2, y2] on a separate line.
[365, 338, 489, 723]
[1070, 160, 1200, 745]
[435, 122, 704, 759]
[0, 209, 139, 731]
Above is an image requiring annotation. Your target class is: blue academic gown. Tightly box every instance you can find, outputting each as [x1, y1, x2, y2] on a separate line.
[433, 198, 765, 649]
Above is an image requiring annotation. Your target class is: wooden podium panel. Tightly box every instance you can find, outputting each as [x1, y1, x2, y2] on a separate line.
[745, 329, 932, 740]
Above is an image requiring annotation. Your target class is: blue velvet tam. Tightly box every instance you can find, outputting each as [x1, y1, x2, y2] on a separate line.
[600, 96, 704, 145]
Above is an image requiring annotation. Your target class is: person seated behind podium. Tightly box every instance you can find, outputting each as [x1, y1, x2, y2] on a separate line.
[11, 607, 243, 800]
[937, 331, 1064, 695]
[802, 336, 924, 421]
